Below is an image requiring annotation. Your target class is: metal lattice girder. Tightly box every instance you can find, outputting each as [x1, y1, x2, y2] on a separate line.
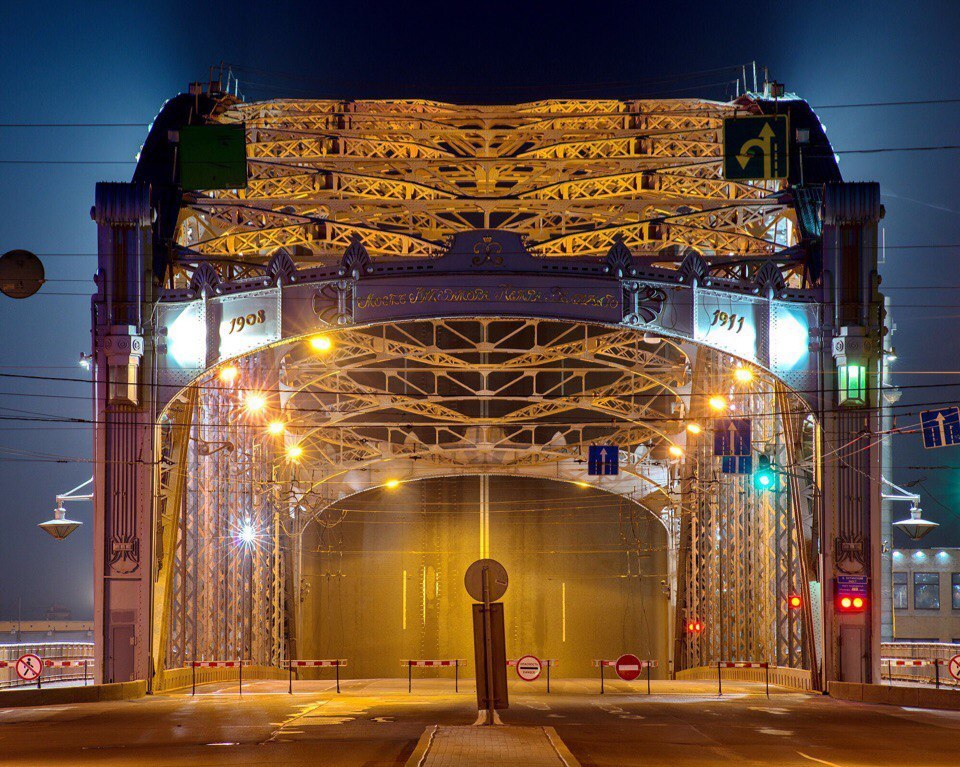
[169, 99, 799, 286]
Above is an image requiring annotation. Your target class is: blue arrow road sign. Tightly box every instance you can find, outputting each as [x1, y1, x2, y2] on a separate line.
[920, 407, 960, 449]
[713, 418, 751, 457]
[721, 456, 753, 475]
[588, 445, 619, 475]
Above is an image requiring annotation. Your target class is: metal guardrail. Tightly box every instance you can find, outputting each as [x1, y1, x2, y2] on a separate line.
[880, 642, 960, 688]
[0, 642, 94, 689]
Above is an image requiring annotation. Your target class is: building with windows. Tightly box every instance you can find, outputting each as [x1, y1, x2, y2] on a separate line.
[891, 548, 960, 642]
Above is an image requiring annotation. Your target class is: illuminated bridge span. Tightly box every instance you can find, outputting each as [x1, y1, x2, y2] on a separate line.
[88, 91, 883, 692]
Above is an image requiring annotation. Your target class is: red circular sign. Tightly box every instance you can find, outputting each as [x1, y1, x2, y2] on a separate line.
[515, 655, 542, 682]
[15, 653, 42, 682]
[948, 654, 960, 681]
[615, 653, 642, 682]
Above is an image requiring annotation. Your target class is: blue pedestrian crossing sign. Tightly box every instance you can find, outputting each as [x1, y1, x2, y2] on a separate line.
[920, 407, 960, 449]
[713, 418, 751, 457]
[588, 445, 619, 475]
[721, 456, 753, 475]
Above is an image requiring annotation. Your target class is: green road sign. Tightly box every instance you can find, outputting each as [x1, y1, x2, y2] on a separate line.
[179, 124, 248, 191]
[723, 115, 789, 181]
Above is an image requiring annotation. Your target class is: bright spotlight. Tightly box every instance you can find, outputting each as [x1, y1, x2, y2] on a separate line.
[575, 481, 590, 488]
[238, 521, 256, 545]
[309, 335, 332, 352]
[267, 420, 285, 436]
[686, 423, 702, 435]
[668, 445, 684, 458]
[219, 365, 239, 384]
[734, 366, 754, 383]
[708, 395, 728, 412]
[286, 444, 304, 461]
[384, 478, 401, 489]
[244, 392, 267, 413]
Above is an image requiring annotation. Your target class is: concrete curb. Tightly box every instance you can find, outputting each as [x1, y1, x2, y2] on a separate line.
[405, 724, 438, 767]
[0, 680, 146, 708]
[829, 681, 960, 711]
[544, 725, 582, 767]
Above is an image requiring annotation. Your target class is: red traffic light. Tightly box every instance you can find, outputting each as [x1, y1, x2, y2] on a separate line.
[788, 595, 802, 609]
[686, 620, 704, 633]
[838, 595, 866, 612]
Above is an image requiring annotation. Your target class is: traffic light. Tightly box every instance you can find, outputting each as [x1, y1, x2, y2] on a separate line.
[837, 595, 866, 612]
[686, 619, 704, 634]
[788, 594, 802, 609]
[754, 454, 776, 491]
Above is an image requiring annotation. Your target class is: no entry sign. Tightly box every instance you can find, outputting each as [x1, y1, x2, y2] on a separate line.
[515, 655, 542, 682]
[949, 654, 960, 681]
[16, 653, 42, 682]
[615, 653, 642, 682]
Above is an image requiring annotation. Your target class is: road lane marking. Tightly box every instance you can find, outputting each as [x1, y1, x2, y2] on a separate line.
[798, 751, 845, 767]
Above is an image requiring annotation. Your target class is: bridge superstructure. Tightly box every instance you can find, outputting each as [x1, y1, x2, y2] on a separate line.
[88, 90, 883, 691]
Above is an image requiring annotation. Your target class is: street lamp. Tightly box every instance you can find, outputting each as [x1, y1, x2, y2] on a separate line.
[883, 477, 939, 541]
[39, 477, 93, 540]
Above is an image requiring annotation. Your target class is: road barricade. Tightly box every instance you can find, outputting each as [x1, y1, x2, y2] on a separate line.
[717, 661, 770, 697]
[507, 658, 558, 692]
[0, 657, 94, 689]
[401, 659, 466, 693]
[881, 657, 951, 689]
[189, 660, 250, 695]
[280, 659, 347, 693]
[592, 658, 657, 694]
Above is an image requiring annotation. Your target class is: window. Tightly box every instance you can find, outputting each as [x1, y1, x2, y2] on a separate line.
[914, 572, 940, 610]
[893, 572, 908, 609]
[953, 573, 960, 609]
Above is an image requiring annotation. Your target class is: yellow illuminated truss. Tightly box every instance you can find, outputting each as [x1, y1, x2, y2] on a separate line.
[172, 99, 797, 282]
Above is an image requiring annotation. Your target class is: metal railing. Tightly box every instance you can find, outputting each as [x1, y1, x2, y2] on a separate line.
[880, 642, 960, 687]
[0, 642, 94, 689]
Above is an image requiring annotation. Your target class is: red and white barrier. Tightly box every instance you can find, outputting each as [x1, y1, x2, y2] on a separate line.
[190, 660, 250, 668]
[284, 659, 347, 668]
[402, 659, 467, 693]
[43, 660, 92, 668]
[716, 660, 772, 697]
[508, 659, 559, 667]
[882, 658, 933, 667]
[592, 659, 657, 668]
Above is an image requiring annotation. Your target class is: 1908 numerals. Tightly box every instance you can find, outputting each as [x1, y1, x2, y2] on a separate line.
[227, 309, 266, 334]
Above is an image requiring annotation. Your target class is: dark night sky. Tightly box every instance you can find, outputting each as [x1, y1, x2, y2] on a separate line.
[1, 0, 959, 619]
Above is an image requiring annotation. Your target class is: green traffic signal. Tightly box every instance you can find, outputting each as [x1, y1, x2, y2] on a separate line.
[754, 454, 776, 491]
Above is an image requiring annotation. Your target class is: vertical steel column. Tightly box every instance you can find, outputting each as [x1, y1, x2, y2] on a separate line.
[91, 182, 154, 684]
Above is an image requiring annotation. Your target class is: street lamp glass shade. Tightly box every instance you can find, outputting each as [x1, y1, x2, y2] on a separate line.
[38, 506, 82, 540]
[892, 506, 939, 541]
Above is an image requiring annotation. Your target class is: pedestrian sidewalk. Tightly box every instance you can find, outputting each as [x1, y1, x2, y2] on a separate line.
[407, 725, 580, 767]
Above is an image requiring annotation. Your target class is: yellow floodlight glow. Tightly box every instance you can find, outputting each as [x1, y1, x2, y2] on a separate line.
[668, 445, 684, 458]
[686, 423, 702, 435]
[267, 421, 286, 436]
[309, 335, 333, 353]
[244, 392, 267, 413]
[575, 481, 590, 488]
[708, 395, 728, 412]
[219, 365, 239, 384]
[286, 444, 304, 461]
[384, 478, 401, 489]
[734, 366, 754, 383]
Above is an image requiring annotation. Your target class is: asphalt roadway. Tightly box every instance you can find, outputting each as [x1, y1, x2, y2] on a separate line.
[1, 677, 958, 766]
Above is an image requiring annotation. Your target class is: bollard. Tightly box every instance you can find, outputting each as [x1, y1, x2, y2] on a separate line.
[717, 661, 722, 696]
